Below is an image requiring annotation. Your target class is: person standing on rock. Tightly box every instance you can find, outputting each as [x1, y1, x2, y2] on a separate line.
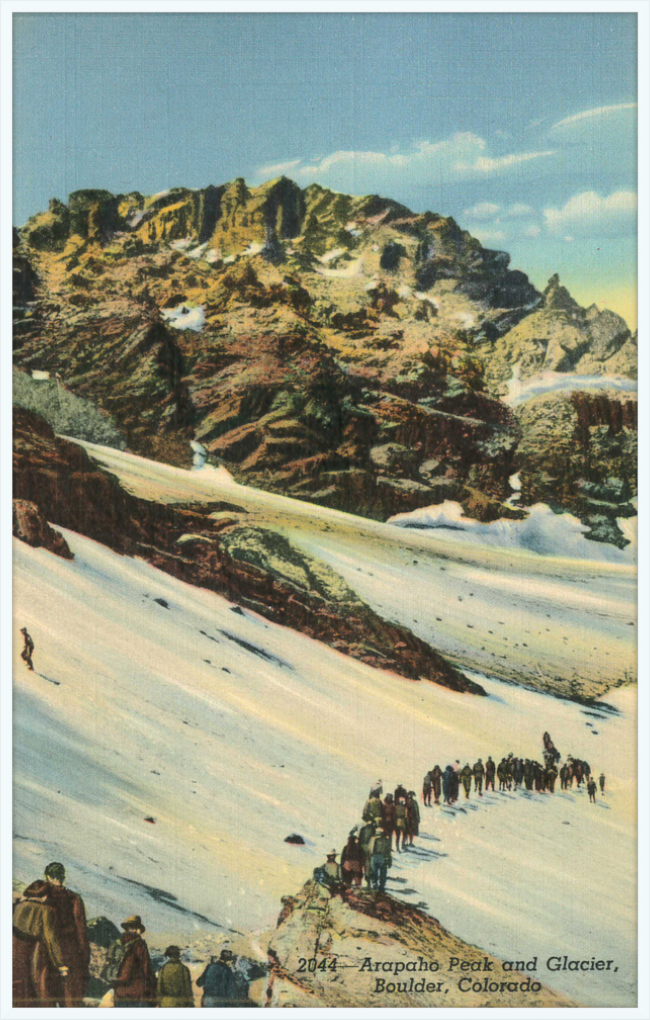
[196, 951, 234, 1008]
[358, 819, 377, 887]
[369, 823, 392, 892]
[472, 759, 484, 796]
[340, 834, 364, 887]
[431, 765, 442, 805]
[20, 627, 34, 670]
[460, 764, 473, 799]
[406, 791, 420, 846]
[13, 880, 68, 1007]
[485, 757, 495, 792]
[157, 945, 194, 1007]
[43, 862, 90, 1007]
[113, 915, 156, 1008]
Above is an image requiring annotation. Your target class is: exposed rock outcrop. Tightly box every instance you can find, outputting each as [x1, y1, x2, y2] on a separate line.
[12, 498, 73, 559]
[264, 881, 571, 1007]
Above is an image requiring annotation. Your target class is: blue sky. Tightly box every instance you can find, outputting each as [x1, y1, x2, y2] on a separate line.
[13, 13, 637, 324]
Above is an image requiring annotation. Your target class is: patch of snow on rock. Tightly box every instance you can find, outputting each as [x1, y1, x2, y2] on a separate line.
[161, 304, 205, 332]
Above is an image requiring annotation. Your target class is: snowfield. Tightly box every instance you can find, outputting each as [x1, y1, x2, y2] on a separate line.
[13, 522, 636, 1006]
[68, 442, 637, 696]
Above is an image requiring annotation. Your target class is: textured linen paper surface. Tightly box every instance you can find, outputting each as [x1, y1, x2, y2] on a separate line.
[7, 8, 642, 1012]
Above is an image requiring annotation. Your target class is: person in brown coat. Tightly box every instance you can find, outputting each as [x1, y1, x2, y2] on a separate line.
[340, 834, 364, 887]
[157, 946, 194, 1007]
[113, 915, 157, 1008]
[13, 880, 68, 1007]
[43, 861, 90, 1007]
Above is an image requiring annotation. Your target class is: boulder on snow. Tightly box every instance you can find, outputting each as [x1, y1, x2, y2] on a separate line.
[12, 499, 74, 559]
[284, 834, 305, 845]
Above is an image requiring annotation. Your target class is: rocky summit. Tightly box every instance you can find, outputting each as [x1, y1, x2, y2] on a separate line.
[13, 177, 637, 544]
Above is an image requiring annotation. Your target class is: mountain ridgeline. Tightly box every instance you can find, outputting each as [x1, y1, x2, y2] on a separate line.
[13, 177, 637, 546]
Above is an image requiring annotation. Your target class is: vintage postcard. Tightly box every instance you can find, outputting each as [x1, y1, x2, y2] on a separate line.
[5, 5, 645, 1013]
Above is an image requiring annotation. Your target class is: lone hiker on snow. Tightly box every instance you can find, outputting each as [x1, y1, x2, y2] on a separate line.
[20, 627, 34, 670]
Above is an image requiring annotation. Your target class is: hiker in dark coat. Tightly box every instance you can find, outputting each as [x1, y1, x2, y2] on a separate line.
[113, 915, 156, 1007]
[20, 627, 34, 670]
[44, 861, 90, 1007]
[422, 771, 432, 806]
[599, 772, 606, 793]
[340, 834, 364, 887]
[431, 765, 443, 804]
[394, 782, 408, 803]
[442, 765, 453, 804]
[472, 759, 484, 796]
[485, 757, 495, 791]
[13, 880, 68, 1008]
[158, 946, 194, 1007]
[460, 764, 473, 799]
[449, 767, 460, 803]
[197, 950, 235, 1008]
[406, 791, 420, 846]
[381, 793, 397, 847]
[587, 778, 597, 803]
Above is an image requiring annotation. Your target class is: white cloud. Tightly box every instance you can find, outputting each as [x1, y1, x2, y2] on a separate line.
[543, 190, 637, 237]
[254, 133, 556, 196]
[256, 158, 303, 178]
[470, 226, 507, 244]
[524, 224, 541, 238]
[505, 202, 535, 218]
[463, 201, 501, 220]
[551, 102, 636, 132]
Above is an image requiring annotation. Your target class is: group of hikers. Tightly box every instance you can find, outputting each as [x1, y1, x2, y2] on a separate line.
[314, 733, 605, 902]
[12, 863, 252, 1008]
[421, 733, 604, 806]
[313, 781, 421, 896]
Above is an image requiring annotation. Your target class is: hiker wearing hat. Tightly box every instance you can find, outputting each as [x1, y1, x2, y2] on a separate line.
[197, 950, 234, 1007]
[394, 796, 408, 852]
[20, 627, 34, 670]
[12, 880, 67, 1007]
[112, 915, 156, 1007]
[157, 945, 194, 1007]
[43, 861, 90, 1007]
[368, 823, 392, 892]
[361, 790, 383, 824]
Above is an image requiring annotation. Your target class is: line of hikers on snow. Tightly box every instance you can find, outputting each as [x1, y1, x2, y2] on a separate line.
[12, 862, 254, 1009]
[421, 754, 604, 805]
[313, 736, 605, 899]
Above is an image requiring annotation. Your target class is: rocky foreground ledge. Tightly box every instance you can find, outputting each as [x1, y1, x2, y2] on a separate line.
[12, 406, 483, 694]
[261, 879, 572, 1007]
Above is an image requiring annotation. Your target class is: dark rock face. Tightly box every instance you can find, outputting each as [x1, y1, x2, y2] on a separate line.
[12, 408, 483, 694]
[12, 498, 74, 559]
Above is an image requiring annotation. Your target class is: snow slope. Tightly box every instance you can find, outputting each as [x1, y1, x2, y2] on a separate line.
[13, 529, 636, 1006]
[69, 441, 637, 695]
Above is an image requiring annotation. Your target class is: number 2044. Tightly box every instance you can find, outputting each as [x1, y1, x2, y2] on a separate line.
[297, 957, 338, 973]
